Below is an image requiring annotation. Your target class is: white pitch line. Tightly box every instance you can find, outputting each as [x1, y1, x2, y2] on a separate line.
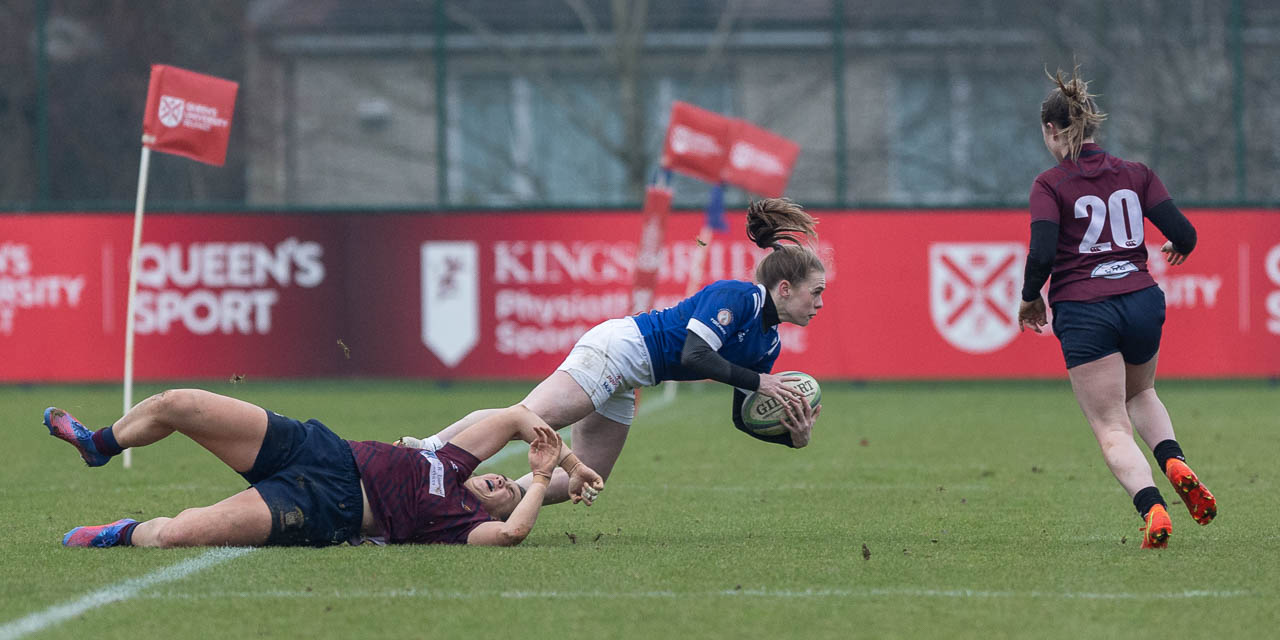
[0, 547, 255, 640]
[133, 586, 1253, 602]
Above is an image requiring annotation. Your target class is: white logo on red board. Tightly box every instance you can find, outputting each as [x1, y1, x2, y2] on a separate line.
[1145, 244, 1222, 309]
[422, 242, 479, 367]
[0, 243, 86, 336]
[929, 243, 1023, 354]
[1265, 243, 1280, 335]
[134, 238, 324, 335]
[158, 96, 185, 127]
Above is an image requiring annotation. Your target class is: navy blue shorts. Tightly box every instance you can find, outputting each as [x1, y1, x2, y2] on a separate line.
[1051, 285, 1165, 369]
[241, 410, 363, 547]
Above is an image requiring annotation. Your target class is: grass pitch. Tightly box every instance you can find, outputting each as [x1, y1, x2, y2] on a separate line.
[1, 379, 1277, 639]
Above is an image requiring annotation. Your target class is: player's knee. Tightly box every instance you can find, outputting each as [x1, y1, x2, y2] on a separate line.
[1125, 385, 1156, 404]
[140, 388, 193, 419]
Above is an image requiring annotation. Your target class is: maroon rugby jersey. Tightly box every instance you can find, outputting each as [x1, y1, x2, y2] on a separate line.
[1029, 143, 1171, 304]
[346, 441, 492, 545]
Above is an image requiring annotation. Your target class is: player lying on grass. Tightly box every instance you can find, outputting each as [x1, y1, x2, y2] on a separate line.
[44, 389, 604, 548]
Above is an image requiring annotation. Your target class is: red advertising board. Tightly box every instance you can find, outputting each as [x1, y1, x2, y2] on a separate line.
[0, 214, 345, 380]
[2, 209, 1277, 382]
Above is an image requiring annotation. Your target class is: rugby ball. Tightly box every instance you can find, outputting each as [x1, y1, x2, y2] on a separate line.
[740, 371, 822, 437]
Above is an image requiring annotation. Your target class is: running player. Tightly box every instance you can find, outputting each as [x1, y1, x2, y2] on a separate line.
[400, 198, 825, 504]
[45, 389, 603, 548]
[1017, 66, 1216, 549]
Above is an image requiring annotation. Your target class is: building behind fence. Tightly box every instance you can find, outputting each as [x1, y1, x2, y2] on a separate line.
[4, 0, 1278, 211]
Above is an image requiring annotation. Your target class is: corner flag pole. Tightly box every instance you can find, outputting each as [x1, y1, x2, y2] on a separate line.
[121, 145, 152, 469]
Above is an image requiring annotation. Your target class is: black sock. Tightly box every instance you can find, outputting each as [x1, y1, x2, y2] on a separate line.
[119, 520, 140, 546]
[1152, 439, 1185, 473]
[1133, 486, 1167, 519]
[90, 426, 124, 457]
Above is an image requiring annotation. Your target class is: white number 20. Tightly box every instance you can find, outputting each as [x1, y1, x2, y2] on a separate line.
[1073, 189, 1144, 254]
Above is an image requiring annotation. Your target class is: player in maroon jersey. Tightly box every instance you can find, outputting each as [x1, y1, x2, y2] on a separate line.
[1017, 66, 1216, 549]
[45, 389, 603, 548]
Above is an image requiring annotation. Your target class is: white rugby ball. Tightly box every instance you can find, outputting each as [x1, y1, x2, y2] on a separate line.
[740, 371, 822, 437]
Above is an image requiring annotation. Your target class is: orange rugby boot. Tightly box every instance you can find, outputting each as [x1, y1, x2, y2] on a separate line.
[1165, 459, 1217, 525]
[1140, 504, 1172, 549]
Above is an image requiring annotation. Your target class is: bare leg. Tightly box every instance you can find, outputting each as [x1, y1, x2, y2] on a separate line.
[1124, 353, 1176, 448]
[409, 370, 595, 446]
[520, 371, 597, 427]
[1068, 353, 1156, 497]
[131, 488, 272, 548]
[417, 408, 503, 445]
[112, 389, 269, 473]
[505, 371, 623, 503]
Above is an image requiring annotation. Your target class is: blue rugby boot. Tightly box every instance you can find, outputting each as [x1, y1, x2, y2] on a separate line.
[44, 407, 111, 467]
[63, 519, 138, 548]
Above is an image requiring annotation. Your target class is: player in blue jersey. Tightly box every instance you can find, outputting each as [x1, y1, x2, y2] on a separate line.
[44, 389, 602, 548]
[1017, 67, 1215, 549]
[401, 198, 826, 505]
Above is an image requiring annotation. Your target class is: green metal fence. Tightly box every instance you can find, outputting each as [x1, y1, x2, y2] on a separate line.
[6, 0, 1277, 212]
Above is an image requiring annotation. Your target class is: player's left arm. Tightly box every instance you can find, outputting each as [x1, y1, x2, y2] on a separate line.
[681, 333, 803, 404]
[465, 424, 560, 546]
[448, 405, 604, 505]
[1145, 199, 1196, 264]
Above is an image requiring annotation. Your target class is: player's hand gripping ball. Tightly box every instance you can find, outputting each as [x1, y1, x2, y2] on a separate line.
[740, 371, 821, 437]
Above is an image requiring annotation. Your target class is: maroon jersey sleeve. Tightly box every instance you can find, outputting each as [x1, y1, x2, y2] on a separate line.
[1142, 165, 1172, 209]
[1029, 173, 1062, 223]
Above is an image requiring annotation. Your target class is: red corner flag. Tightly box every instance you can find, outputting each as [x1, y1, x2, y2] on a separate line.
[141, 64, 239, 166]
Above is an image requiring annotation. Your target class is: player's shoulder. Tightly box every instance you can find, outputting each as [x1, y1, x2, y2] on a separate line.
[1034, 164, 1068, 187]
[1112, 154, 1155, 177]
[702, 279, 759, 295]
[704, 280, 765, 310]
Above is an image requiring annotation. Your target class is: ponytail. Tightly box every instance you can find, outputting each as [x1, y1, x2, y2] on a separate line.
[745, 198, 825, 289]
[1040, 64, 1107, 161]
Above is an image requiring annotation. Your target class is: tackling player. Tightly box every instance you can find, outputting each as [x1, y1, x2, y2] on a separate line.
[1017, 66, 1216, 549]
[401, 198, 825, 504]
[45, 389, 603, 548]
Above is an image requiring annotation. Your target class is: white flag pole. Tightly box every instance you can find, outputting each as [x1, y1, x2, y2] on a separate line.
[122, 144, 152, 469]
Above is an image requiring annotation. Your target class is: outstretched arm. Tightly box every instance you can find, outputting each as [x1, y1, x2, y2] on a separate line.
[466, 424, 561, 546]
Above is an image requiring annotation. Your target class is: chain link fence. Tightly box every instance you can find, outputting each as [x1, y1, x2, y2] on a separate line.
[4, 0, 1277, 211]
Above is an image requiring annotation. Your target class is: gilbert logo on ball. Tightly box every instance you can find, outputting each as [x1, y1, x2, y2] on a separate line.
[740, 371, 821, 437]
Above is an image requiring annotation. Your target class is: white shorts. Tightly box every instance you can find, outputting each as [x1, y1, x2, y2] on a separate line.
[556, 317, 655, 426]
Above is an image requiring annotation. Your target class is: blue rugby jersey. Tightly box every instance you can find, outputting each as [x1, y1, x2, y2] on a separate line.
[631, 279, 781, 385]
